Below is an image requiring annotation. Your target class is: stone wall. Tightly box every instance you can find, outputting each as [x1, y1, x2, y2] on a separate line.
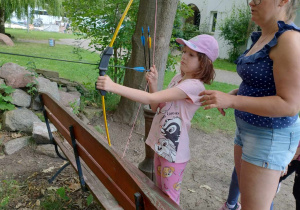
[0, 62, 82, 157]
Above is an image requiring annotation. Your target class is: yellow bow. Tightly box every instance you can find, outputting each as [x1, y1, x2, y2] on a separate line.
[99, 0, 135, 146]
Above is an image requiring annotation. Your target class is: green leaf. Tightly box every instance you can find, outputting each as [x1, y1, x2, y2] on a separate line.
[56, 187, 69, 201]
[0, 103, 15, 111]
[0, 84, 15, 94]
[86, 194, 94, 206]
[2, 96, 13, 102]
[0, 196, 10, 207]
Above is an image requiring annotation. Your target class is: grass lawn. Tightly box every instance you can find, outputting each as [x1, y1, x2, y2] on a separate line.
[6, 28, 78, 41]
[213, 58, 237, 72]
[164, 71, 238, 134]
[0, 42, 99, 86]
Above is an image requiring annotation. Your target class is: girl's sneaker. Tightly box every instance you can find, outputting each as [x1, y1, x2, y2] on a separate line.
[218, 202, 241, 210]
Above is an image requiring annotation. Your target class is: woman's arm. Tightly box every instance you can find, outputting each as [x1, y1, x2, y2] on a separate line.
[96, 75, 188, 105]
[200, 31, 300, 117]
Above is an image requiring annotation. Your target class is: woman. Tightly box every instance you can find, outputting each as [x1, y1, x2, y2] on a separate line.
[200, 0, 300, 209]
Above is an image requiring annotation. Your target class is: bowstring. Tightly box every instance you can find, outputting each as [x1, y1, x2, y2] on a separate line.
[122, 0, 158, 159]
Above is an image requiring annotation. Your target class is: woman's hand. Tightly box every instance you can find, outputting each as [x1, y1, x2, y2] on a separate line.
[199, 90, 235, 110]
[146, 65, 158, 86]
[96, 75, 116, 92]
[216, 89, 239, 116]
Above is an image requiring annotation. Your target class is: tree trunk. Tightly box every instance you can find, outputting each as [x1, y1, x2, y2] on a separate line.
[114, 0, 179, 127]
[0, 7, 5, 34]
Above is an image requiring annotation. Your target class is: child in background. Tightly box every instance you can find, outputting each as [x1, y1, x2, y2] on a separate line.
[219, 141, 300, 210]
[96, 34, 219, 204]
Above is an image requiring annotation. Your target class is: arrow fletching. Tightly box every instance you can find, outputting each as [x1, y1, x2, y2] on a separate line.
[133, 67, 147, 72]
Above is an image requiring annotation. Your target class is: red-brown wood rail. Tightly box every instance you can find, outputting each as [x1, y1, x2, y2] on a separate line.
[40, 92, 182, 210]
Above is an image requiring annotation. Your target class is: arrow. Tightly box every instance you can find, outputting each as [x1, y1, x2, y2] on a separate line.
[141, 27, 147, 69]
[109, 65, 149, 72]
[147, 26, 152, 69]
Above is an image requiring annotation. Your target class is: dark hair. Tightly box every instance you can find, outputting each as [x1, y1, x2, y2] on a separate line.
[181, 52, 215, 85]
[286, 0, 299, 21]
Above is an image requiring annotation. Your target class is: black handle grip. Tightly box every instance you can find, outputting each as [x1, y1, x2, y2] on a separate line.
[97, 47, 113, 96]
[98, 71, 107, 96]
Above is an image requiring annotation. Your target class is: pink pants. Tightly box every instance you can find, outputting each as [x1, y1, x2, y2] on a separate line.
[154, 153, 188, 205]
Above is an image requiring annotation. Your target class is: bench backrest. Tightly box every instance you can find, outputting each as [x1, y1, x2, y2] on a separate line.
[40, 92, 181, 210]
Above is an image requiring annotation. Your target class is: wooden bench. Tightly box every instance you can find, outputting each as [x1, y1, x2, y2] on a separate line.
[40, 92, 181, 210]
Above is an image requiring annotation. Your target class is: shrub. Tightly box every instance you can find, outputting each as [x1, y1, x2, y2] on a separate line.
[219, 5, 255, 62]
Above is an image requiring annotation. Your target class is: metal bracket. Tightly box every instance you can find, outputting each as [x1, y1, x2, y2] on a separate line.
[39, 94, 67, 161]
[48, 162, 70, 183]
[69, 125, 88, 192]
[134, 192, 144, 210]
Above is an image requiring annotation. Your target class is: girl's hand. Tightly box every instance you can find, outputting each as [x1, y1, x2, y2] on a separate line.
[199, 90, 234, 110]
[146, 65, 158, 86]
[96, 75, 116, 92]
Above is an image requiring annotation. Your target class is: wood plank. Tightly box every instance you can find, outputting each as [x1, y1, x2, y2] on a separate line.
[41, 92, 182, 210]
[53, 132, 123, 210]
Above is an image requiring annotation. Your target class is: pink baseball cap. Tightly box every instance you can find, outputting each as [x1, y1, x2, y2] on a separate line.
[176, 34, 219, 62]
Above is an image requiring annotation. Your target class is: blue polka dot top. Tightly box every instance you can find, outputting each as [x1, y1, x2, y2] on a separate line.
[234, 21, 300, 129]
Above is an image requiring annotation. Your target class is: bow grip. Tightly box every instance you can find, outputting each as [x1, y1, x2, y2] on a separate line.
[98, 47, 114, 96]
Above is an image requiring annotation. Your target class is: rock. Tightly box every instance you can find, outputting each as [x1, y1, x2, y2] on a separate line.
[32, 122, 57, 144]
[59, 90, 80, 107]
[0, 63, 35, 88]
[0, 78, 5, 85]
[66, 85, 77, 92]
[3, 136, 30, 155]
[35, 144, 65, 158]
[0, 33, 14, 46]
[36, 69, 59, 78]
[11, 89, 31, 107]
[3, 108, 42, 133]
[31, 95, 43, 111]
[78, 113, 90, 125]
[68, 91, 81, 98]
[60, 87, 67, 92]
[36, 77, 60, 101]
[83, 107, 102, 121]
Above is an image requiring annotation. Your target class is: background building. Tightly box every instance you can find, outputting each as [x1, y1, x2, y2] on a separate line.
[181, 0, 300, 59]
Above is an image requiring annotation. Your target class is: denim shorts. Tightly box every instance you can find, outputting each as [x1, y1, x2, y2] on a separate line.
[234, 116, 300, 171]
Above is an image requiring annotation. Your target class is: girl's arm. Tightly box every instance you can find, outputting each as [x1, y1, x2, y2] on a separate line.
[96, 75, 188, 105]
[200, 31, 300, 117]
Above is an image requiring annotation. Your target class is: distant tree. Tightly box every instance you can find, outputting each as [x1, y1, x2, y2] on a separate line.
[64, 0, 179, 126]
[219, 5, 255, 62]
[0, 0, 62, 34]
[63, 0, 139, 84]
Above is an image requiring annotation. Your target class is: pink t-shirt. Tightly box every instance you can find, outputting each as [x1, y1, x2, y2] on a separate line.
[146, 74, 205, 163]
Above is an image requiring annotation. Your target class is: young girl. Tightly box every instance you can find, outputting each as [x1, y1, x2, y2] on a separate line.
[96, 34, 219, 204]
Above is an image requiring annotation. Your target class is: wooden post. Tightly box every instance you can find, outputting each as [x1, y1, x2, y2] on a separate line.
[138, 105, 155, 181]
